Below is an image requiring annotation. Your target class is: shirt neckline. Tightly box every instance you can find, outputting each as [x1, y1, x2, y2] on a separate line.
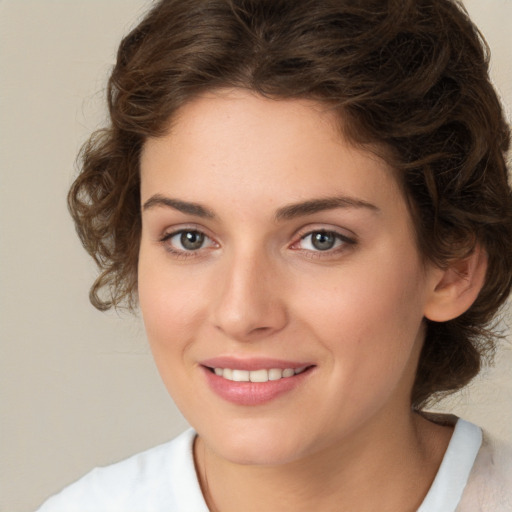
[417, 417, 482, 512]
[176, 417, 482, 512]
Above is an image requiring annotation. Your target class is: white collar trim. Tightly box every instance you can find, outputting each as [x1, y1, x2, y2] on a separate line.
[418, 418, 482, 512]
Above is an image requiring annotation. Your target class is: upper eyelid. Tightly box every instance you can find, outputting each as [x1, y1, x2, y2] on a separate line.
[294, 232, 354, 249]
[293, 225, 357, 242]
[300, 229, 354, 240]
[160, 224, 214, 239]
[161, 228, 215, 243]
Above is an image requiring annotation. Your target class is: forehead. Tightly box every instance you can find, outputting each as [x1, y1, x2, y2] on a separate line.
[140, 89, 402, 207]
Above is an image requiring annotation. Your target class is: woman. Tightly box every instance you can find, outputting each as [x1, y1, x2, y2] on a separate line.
[38, 0, 512, 510]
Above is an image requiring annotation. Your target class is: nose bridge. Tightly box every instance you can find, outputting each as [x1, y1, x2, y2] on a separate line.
[212, 243, 287, 340]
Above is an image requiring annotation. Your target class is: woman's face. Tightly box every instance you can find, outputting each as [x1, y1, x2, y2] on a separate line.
[138, 89, 442, 465]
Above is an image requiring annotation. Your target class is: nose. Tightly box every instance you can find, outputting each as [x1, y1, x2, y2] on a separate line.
[211, 249, 288, 342]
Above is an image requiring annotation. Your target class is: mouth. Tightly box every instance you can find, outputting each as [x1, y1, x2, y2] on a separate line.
[200, 359, 315, 405]
[207, 366, 309, 382]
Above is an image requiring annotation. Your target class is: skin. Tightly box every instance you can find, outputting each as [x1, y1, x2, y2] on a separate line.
[138, 89, 479, 511]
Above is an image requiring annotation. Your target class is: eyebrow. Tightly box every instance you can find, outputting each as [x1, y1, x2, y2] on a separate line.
[275, 196, 380, 221]
[142, 194, 379, 220]
[142, 194, 216, 218]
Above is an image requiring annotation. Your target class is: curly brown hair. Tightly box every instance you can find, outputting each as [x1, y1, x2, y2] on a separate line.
[69, 0, 512, 409]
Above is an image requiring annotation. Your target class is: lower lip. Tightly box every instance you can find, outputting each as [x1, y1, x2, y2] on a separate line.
[202, 366, 313, 406]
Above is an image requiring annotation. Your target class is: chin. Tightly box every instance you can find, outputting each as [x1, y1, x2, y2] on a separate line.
[197, 418, 316, 467]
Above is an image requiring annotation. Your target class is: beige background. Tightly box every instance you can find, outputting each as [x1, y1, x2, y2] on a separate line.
[0, 1, 511, 511]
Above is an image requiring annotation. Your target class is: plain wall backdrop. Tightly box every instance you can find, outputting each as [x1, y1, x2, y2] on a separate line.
[0, 1, 511, 511]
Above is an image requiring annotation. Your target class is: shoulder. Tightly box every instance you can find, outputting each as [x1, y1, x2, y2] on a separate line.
[457, 429, 512, 512]
[36, 429, 208, 512]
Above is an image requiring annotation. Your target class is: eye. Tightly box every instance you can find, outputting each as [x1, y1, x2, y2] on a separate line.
[295, 230, 355, 252]
[176, 231, 206, 250]
[161, 229, 216, 253]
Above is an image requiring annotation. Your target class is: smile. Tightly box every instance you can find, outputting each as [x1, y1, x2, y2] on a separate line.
[211, 366, 308, 382]
[202, 359, 315, 405]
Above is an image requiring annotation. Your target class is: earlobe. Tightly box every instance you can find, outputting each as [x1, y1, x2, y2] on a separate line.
[424, 245, 488, 322]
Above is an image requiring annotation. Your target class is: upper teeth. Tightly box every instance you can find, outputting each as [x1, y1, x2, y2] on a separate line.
[213, 367, 307, 382]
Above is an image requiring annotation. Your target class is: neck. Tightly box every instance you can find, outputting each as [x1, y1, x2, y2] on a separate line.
[194, 410, 453, 512]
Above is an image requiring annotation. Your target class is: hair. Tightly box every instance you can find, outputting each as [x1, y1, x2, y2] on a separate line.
[69, 0, 512, 409]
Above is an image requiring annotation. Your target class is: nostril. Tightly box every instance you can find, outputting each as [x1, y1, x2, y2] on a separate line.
[251, 326, 272, 333]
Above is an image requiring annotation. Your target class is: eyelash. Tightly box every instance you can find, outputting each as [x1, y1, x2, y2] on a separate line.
[159, 229, 217, 259]
[159, 228, 356, 259]
[291, 229, 357, 258]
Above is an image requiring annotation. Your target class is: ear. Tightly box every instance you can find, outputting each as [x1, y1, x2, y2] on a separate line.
[423, 245, 488, 322]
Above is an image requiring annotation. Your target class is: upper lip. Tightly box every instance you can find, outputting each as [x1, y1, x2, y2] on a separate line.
[200, 357, 314, 371]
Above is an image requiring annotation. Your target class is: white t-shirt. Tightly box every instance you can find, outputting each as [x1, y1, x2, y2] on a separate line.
[36, 418, 512, 512]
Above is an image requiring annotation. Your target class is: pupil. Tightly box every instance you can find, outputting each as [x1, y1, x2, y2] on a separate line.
[312, 232, 335, 251]
[181, 231, 204, 250]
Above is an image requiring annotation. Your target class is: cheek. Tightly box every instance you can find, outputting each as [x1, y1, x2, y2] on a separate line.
[138, 262, 208, 411]
[295, 253, 427, 375]
[138, 252, 207, 355]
